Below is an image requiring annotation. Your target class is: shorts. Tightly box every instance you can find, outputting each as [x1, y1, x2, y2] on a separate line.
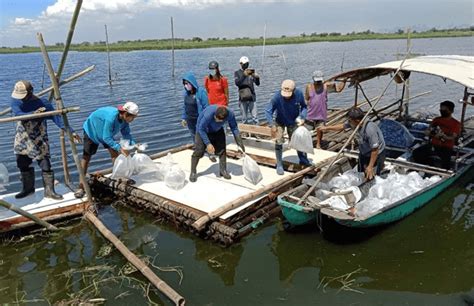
[83, 131, 110, 158]
[274, 124, 297, 145]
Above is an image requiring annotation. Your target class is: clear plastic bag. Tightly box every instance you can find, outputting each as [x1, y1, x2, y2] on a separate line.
[156, 153, 176, 180]
[0, 163, 9, 192]
[132, 153, 160, 182]
[289, 126, 314, 154]
[111, 155, 134, 179]
[165, 165, 186, 190]
[120, 138, 136, 150]
[243, 154, 263, 185]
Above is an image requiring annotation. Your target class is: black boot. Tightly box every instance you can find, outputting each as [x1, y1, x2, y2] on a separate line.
[15, 168, 35, 199]
[219, 154, 231, 180]
[189, 156, 200, 183]
[42, 171, 63, 200]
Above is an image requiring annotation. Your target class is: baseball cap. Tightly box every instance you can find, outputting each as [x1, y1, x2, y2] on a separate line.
[312, 70, 324, 82]
[11, 80, 33, 99]
[281, 79, 296, 98]
[239, 56, 249, 64]
[118, 101, 139, 116]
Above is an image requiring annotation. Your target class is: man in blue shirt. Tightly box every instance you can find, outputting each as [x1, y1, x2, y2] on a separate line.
[190, 105, 245, 182]
[265, 80, 311, 175]
[74, 102, 138, 198]
[10, 80, 80, 200]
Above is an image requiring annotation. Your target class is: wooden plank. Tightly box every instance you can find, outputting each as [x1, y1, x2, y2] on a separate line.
[238, 123, 272, 137]
[320, 208, 354, 220]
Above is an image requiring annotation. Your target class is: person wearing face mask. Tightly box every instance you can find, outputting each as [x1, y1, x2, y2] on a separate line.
[316, 108, 385, 180]
[189, 105, 245, 182]
[413, 100, 461, 169]
[10, 80, 80, 200]
[74, 102, 139, 198]
[234, 56, 260, 124]
[204, 61, 229, 106]
[265, 79, 312, 175]
[181, 72, 209, 141]
[304, 70, 346, 130]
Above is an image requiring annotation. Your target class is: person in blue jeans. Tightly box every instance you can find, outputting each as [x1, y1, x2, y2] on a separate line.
[181, 71, 209, 140]
[234, 56, 260, 124]
[265, 79, 312, 175]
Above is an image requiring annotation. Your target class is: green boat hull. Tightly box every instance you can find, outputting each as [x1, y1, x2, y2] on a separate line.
[277, 164, 472, 228]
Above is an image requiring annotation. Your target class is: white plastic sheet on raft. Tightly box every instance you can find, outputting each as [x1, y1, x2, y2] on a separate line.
[242, 154, 263, 185]
[289, 126, 314, 154]
[0, 163, 9, 192]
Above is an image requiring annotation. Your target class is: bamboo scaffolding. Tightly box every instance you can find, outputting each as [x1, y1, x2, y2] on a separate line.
[0, 107, 80, 124]
[0, 200, 59, 231]
[297, 50, 412, 205]
[84, 211, 185, 306]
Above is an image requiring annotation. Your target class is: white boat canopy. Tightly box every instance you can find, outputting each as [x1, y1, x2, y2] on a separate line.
[328, 55, 474, 89]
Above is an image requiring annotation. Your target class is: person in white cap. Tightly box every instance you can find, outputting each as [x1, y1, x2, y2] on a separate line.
[74, 102, 139, 198]
[10, 80, 80, 200]
[304, 70, 346, 131]
[265, 80, 311, 175]
[234, 56, 260, 124]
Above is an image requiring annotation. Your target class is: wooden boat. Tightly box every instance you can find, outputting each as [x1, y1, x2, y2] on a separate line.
[277, 55, 474, 228]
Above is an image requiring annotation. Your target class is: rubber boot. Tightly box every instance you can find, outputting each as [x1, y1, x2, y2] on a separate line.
[219, 153, 231, 180]
[297, 151, 312, 166]
[42, 171, 63, 200]
[189, 156, 199, 183]
[275, 145, 284, 175]
[15, 168, 35, 199]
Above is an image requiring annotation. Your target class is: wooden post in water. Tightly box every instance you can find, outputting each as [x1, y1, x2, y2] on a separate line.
[404, 27, 411, 119]
[171, 17, 176, 78]
[105, 24, 113, 86]
[261, 22, 267, 75]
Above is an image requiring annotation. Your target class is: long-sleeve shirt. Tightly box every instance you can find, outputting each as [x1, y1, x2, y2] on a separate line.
[83, 106, 135, 152]
[265, 89, 307, 127]
[234, 69, 260, 101]
[10, 96, 69, 131]
[196, 105, 239, 145]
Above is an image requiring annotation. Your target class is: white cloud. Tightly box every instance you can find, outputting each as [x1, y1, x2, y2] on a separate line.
[13, 18, 34, 26]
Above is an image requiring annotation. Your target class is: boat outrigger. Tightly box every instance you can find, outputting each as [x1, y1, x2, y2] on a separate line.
[278, 55, 474, 229]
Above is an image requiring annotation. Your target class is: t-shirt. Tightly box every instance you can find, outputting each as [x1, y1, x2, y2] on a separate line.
[344, 120, 385, 156]
[431, 116, 461, 149]
[204, 76, 228, 106]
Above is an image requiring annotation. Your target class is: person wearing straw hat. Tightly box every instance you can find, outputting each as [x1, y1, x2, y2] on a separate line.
[317, 107, 386, 180]
[265, 79, 312, 175]
[10, 80, 80, 200]
[304, 70, 346, 130]
[74, 102, 139, 198]
[234, 56, 260, 124]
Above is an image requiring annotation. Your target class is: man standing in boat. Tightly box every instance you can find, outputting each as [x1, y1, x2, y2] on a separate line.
[234, 56, 260, 125]
[265, 79, 312, 175]
[11, 80, 80, 200]
[317, 108, 386, 180]
[413, 100, 461, 169]
[304, 70, 346, 130]
[189, 105, 245, 182]
[74, 102, 139, 198]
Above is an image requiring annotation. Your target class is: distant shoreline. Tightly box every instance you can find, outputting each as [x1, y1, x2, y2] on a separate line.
[1, 29, 472, 54]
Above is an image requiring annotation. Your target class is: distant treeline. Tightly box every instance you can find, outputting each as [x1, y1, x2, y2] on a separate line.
[1, 27, 472, 54]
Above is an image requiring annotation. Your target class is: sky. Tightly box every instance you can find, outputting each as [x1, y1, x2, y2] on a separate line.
[0, 0, 472, 47]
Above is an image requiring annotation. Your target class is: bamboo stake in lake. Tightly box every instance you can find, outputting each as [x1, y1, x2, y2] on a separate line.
[105, 24, 113, 86]
[261, 22, 267, 75]
[171, 16, 176, 78]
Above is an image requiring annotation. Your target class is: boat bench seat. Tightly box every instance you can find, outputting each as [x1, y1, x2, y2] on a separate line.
[238, 124, 272, 137]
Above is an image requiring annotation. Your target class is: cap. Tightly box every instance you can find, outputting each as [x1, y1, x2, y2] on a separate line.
[239, 56, 249, 64]
[119, 101, 139, 116]
[11, 80, 33, 99]
[312, 70, 324, 82]
[281, 79, 296, 98]
[209, 60, 219, 69]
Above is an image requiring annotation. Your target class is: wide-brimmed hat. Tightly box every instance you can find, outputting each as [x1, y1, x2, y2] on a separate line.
[281, 79, 296, 98]
[11, 80, 33, 99]
[118, 101, 139, 116]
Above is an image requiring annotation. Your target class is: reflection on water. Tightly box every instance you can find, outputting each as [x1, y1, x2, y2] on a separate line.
[0, 37, 473, 305]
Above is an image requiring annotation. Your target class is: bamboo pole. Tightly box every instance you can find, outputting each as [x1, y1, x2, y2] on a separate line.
[0, 107, 80, 124]
[171, 17, 175, 78]
[261, 22, 267, 75]
[37, 33, 94, 210]
[192, 164, 318, 231]
[105, 24, 113, 86]
[84, 211, 185, 305]
[0, 200, 59, 231]
[297, 50, 412, 205]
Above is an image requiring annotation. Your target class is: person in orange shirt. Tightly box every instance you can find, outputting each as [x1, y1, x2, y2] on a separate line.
[204, 61, 229, 106]
[413, 100, 461, 169]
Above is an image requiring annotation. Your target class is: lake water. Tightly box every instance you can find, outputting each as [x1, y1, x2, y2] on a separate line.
[0, 37, 472, 305]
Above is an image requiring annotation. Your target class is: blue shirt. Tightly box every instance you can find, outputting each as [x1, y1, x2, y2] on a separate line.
[83, 106, 134, 152]
[10, 96, 69, 131]
[196, 105, 239, 145]
[265, 89, 307, 126]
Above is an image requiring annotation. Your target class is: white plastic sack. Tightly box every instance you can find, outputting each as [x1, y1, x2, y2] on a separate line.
[320, 196, 351, 212]
[243, 155, 263, 185]
[156, 153, 177, 180]
[355, 198, 388, 218]
[120, 138, 136, 151]
[165, 165, 186, 190]
[132, 153, 160, 182]
[0, 163, 9, 192]
[111, 155, 134, 179]
[289, 126, 314, 154]
[328, 169, 364, 189]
